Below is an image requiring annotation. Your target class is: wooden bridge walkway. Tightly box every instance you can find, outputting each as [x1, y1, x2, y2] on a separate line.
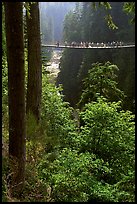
[42, 44, 135, 49]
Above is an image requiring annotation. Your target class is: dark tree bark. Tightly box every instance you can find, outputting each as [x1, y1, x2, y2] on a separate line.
[26, 2, 42, 123]
[4, 2, 26, 196]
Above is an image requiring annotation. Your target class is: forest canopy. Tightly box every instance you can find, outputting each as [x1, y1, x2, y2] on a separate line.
[2, 2, 135, 202]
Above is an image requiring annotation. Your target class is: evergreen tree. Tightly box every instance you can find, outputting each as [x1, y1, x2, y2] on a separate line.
[26, 2, 42, 123]
[4, 2, 26, 196]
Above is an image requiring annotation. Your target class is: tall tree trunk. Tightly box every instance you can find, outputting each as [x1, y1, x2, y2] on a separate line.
[4, 2, 26, 196]
[26, 2, 42, 123]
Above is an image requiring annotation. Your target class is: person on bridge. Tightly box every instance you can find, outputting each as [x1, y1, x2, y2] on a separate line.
[56, 41, 59, 47]
[80, 41, 83, 47]
[64, 41, 68, 47]
[85, 42, 89, 48]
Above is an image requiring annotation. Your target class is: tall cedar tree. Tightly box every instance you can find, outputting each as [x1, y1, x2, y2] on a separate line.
[26, 2, 42, 123]
[4, 2, 26, 196]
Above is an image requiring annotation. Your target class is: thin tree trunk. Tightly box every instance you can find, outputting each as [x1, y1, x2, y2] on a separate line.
[26, 2, 42, 123]
[4, 2, 26, 196]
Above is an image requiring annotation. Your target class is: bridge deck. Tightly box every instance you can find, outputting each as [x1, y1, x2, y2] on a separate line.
[42, 44, 135, 49]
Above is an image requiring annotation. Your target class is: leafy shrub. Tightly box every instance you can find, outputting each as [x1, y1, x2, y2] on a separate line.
[113, 170, 135, 202]
[37, 97, 135, 202]
[41, 73, 78, 150]
[38, 148, 116, 202]
[38, 147, 135, 202]
[78, 61, 125, 107]
[77, 97, 135, 184]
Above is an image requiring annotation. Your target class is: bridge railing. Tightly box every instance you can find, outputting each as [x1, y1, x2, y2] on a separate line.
[42, 41, 135, 48]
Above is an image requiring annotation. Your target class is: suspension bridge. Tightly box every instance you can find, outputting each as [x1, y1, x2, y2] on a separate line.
[42, 43, 135, 49]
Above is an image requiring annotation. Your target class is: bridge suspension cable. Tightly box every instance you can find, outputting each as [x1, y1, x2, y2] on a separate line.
[42, 42, 135, 49]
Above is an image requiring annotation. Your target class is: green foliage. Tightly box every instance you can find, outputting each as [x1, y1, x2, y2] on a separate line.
[41, 72, 77, 149]
[63, 9, 82, 42]
[38, 145, 134, 202]
[23, 69, 79, 201]
[95, 2, 135, 28]
[114, 170, 135, 202]
[41, 48, 52, 68]
[21, 161, 48, 202]
[23, 2, 36, 18]
[23, 71, 80, 202]
[37, 96, 135, 202]
[26, 112, 43, 164]
[123, 2, 135, 23]
[78, 97, 135, 182]
[38, 148, 116, 202]
[2, 1, 135, 202]
[92, 2, 118, 30]
[105, 14, 118, 29]
[78, 62, 125, 107]
[61, 2, 134, 110]
[98, 2, 112, 10]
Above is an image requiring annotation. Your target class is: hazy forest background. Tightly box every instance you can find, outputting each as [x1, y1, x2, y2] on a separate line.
[2, 2, 135, 202]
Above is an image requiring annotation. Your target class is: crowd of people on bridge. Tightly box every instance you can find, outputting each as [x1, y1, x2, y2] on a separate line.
[56, 41, 124, 48]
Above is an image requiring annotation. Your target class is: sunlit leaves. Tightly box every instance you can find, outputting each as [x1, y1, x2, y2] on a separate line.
[92, 2, 118, 30]
[41, 73, 77, 149]
[78, 62, 125, 107]
[38, 148, 114, 202]
[123, 2, 135, 23]
[105, 14, 118, 30]
[37, 93, 135, 202]
[23, 2, 36, 19]
[123, 2, 135, 13]
[99, 2, 112, 10]
[92, 2, 112, 10]
[79, 97, 135, 182]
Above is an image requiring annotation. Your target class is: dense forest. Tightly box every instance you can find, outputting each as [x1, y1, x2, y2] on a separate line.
[2, 2, 135, 202]
[57, 2, 135, 112]
[40, 2, 75, 44]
